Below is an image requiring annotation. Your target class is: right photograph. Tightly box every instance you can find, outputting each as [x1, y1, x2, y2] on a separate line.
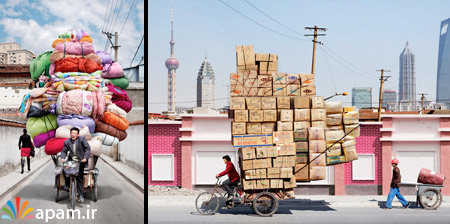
[149, 0, 450, 223]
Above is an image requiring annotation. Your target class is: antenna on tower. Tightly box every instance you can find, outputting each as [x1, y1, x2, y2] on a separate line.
[171, 8, 174, 41]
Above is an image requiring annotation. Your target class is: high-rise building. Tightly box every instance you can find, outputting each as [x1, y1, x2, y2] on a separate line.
[436, 18, 450, 106]
[196, 57, 216, 109]
[0, 42, 35, 65]
[165, 9, 179, 112]
[382, 89, 397, 110]
[398, 41, 416, 108]
[352, 87, 372, 109]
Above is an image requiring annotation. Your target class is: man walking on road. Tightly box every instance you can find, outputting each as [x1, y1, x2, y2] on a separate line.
[384, 158, 410, 209]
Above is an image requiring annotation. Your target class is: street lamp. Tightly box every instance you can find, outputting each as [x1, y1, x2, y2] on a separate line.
[324, 92, 348, 101]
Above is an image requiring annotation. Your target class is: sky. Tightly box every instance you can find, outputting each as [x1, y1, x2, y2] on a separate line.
[149, 0, 450, 113]
[0, 0, 144, 68]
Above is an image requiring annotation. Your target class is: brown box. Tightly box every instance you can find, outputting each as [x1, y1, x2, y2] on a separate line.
[300, 85, 316, 96]
[254, 158, 272, 169]
[273, 131, 294, 144]
[230, 97, 246, 110]
[230, 73, 244, 85]
[277, 97, 291, 109]
[270, 179, 283, 188]
[276, 143, 296, 156]
[299, 73, 315, 86]
[287, 84, 300, 96]
[273, 84, 287, 96]
[310, 166, 326, 180]
[261, 97, 277, 109]
[327, 113, 343, 126]
[233, 134, 273, 147]
[286, 74, 300, 85]
[295, 141, 309, 153]
[234, 110, 248, 122]
[308, 127, 325, 140]
[294, 128, 308, 141]
[284, 175, 297, 189]
[256, 146, 268, 158]
[255, 168, 267, 179]
[294, 109, 310, 121]
[345, 124, 360, 138]
[249, 110, 264, 122]
[279, 109, 293, 121]
[266, 146, 278, 157]
[326, 130, 346, 142]
[244, 78, 258, 88]
[311, 96, 324, 108]
[243, 87, 258, 96]
[247, 123, 262, 134]
[257, 75, 273, 88]
[328, 147, 342, 157]
[232, 122, 246, 135]
[277, 121, 293, 131]
[263, 110, 277, 122]
[280, 167, 293, 178]
[239, 147, 256, 160]
[261, 122, 276, 134]
[242, 160, 253, 170]
[325, 101, 343, 114]
[267, 168, 281, 178]
[311, 121, 327, 128]
[257, 87, 273, 96]
[296, 153, 308, 163]
[273, 72, 288, 84]
[343, 145, 358, 161]
[309, 140, 326, 153]
[242, 179, 256, 190]
[245, 170, 256, 179]
[256, 179, 270, 189]
[295, 164, 309, 181]
[252, 159, 262, 169]
[294, 121, 310, 131]
[328, 125, 344, 131]
[236, 45, 255, 66]
[256, 53, 278, 62]
[230, 84, 244, 96]
[236, 65, 258, 72]
[246, 97, 261, 110]
[272, 157, 283, 168]
[311, 109, 326, 121]
[259, 61, 278, 72]
[293, 96, 311, 109]
[283, 156, 296, 167]
[309, 153, 326, 166]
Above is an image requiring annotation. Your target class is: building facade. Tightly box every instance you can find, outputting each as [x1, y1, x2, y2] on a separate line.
[399, 42, 416, 109]
[0, 42, 34, 65]
[382, 89, 397, 111]
[196, 57, 216, 109]
[436, 18, 450, 106]
[352, 87, 372, 109]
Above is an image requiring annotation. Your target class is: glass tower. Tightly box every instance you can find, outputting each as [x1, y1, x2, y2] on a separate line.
[352, 87, 372, 109]
[436, 18, 450, 105]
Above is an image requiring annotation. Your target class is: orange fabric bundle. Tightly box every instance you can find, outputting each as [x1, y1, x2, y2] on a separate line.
[54, 57, 103, 74]
[100, 111, 129, 131]
[52, 36, 93, 48]
[50, 51, 101, 65]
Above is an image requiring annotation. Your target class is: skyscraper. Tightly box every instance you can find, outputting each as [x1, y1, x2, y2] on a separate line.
[165, 9, 179, 112]
[398, 41, 416, 108]
[436, 18, 450, 105]
[197, 57, 216, 109]
[382, 89, 397, 111]
[352, 87, 372, 109]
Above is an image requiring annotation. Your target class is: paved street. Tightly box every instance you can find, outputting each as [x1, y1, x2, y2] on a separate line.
[149, 195, 450, 223]
[1, 158, 144, 224]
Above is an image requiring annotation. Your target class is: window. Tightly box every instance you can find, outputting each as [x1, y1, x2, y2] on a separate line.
[352, 154, 375, 180]
[151, 154, 174, 181]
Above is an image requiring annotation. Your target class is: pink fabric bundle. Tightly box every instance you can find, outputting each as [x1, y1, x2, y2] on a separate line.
[107, 83, 132, 113]
[57, 89, 106, 120]
[54, 41, 95, 56]
[102, 62, 124, 78]
[33, 129, 56, 148]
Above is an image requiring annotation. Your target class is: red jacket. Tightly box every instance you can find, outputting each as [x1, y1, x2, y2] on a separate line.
[218, 161, 240, 182]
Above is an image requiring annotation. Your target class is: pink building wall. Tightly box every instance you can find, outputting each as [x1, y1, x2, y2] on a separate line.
[149, 124, 182, 186]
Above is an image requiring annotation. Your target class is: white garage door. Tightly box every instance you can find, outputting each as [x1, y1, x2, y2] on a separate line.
[396, 151, 436, 184]
[196, 151, 237, 185]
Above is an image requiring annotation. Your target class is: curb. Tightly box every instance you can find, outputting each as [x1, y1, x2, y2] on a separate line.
[100, 155, 144, 193]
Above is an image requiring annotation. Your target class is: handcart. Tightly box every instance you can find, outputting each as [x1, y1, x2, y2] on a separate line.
[414, 183, 444, 210]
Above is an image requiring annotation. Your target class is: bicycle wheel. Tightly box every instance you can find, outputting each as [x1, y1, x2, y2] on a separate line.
[195, 192, 219, 215]
[93, 183, 98, 202]
[71, 178, 76, 210]
[55, 188, 60, 202]
[253, 192, 278, 217]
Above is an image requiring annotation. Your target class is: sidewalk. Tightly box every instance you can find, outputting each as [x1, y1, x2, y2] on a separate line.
[100, 155, 144, 193]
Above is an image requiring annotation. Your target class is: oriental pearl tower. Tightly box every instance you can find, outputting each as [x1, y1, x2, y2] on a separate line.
[165, 9, 179, 112]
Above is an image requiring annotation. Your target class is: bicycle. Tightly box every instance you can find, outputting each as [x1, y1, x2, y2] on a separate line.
[195, 177, 244, 215]
[62, 160, 79, 210]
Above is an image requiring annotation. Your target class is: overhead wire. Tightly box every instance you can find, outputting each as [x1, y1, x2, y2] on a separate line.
[119, 0, 136, 35]
[111, 0, 125, 32]
[102, 0, 111, 32]
[105, 0, 119, 32]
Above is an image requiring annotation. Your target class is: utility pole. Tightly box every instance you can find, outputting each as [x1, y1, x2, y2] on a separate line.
[102, 31, 121, 62]
[305, 26, 327, 74]
[418, 93, 428, 114]
[377, 69, 391, 121]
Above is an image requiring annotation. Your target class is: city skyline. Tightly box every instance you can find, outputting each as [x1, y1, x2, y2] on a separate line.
[398, 41, 416, 108]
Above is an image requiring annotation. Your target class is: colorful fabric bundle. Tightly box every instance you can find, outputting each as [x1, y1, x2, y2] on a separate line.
[101, 62, 124, 78]
[91, 132, 119, 146]
[107, 83, 132, 113]
[30, 51, 52, 81]
[30, 88, 48, 98]
[54, 57, 103, 74]
[49, 51, 101, 65]
[52, 36, 93, 48]
[88, 137, 102, 156]
[56, 114, 96, 133]
[96, 51, 112, 65]
[54, 41, 95, 56]
[33, 130, 56, 148]
[30, 93, 58, 103]
[55, 125, 92, 140]
[108, 76, 129, 90]
[101, 111, 129, 131]
[44, 138, 67, 155]
[26, 114, 58, 138]
[95, 120, 127, 141]
[19, 93, 31, 119]
[52, 75, 110, 92]
[56, 89, 106, 119]
[106, 103, 127, 118]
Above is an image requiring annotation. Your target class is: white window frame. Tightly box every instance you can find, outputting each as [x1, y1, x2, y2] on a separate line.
[352, 154, 375, 180]
[151, 154, 174, 181]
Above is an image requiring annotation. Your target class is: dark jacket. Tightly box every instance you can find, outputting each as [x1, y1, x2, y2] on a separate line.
[19, 134, 33, 149]
[218, 161, 240, 182]
[391, 167, 401, 188]
[61, 136, 90, 167]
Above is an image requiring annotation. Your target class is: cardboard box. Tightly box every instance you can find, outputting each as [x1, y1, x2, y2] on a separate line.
[327, 148, 342, 157]
[236, 65, 258, 72]
[273, 84, 287, 96]
[230, 97, 246, 110]
[230, 84, 244, 96]
[257, 87, 273, 96]
[295, 141, 309, 153]
[254, 158, 272, 169]
[259, 61, 278, 72]
[279, 109, 293, 122]
[293, 96, 311, 109]
[309, 140, 326, 153]
[326, 130, 346, 142]
[232, 122, 246, 135]
[272, 157, 283, 168]
[277, 97, 291, 109]
[233, 134, 273, 147]
[242, 160, 253, 170]
[300, 85, 316, 96]
[256, 146, 268, 158]
[311, 109, 326, 121]
[255, 168, 267, 179]
[256, 53, 278, 62]
[327, 113, 343, 126]
[295, 164, 309, 181]
[308, 127, 325, 140]
[284, 175, 297, 189]
[263, 110, 277, 122]
[234, 110, 248, 122]
[309, 153, 326, 166]
[294, 128, 308, 141]
[245, 170, 256, 179]
[311, 96, 324, 108]
[247, 122, 262, 134]
[276, 143, 296, 156]
[273, 131, 294, 144]
[286, 74, 300, 85]
[343, 111, 359, 125]
[342, 138, 356, 147]
[249, 110, 264, 122]
[343, 146, 358, 161]
[242, 179, 256, 190]
[273, 72, 288, 84]
[296, 153, 308, 164]
[328, 125, 344, 131]
[244, 78, 258, 88]
[280, 167, 293, 178]
[310, 166, 326, 180]
[267, 168, 280, 178]
[243, 87, 258, 96]
[277, 121, 293, 131]
[311, 121, 327, 128]
[236, 45, 255, 66]
[261, 122, 276, 134]
[327, 156, 346, 165]
[294, 109, 310, 121]
[239, 147, 256, 160]
[287, 84, 300, 96]
[246, 97, 261, 109]
[343, 106, 357, 113]
[266, 146, 278, 157]
[294, 121, 310, 131]
[256, 179, 270, 189]
[325, 101, 343, 114]
[284, 156, 296, 167]
[230, 73, 244, 85]
[261, 97, 277, 109]
[299, 73, 315, 86]
[270, 179, 283, 188]
[257, 75, 273, 88]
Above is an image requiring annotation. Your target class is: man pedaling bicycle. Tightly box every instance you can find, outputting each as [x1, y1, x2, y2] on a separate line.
[215, 155, 242, 204]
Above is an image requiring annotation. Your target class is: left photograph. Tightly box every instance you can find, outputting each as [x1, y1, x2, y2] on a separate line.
[0, 1, 144, 223]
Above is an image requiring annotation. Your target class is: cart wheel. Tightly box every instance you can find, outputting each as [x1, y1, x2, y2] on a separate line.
[71, 178, 76, 210]
[55, 188, 60, 202]
[252, 192, 278, 217]
[93, 183, 98, 202]
[195, 192, 219, 215]
[420, 188, 442, 210]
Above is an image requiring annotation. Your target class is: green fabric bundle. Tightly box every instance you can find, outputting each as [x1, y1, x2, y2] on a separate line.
[26, 114, 58, 138]
[30, 51, 52, 81]
[108, 76, 129, 90]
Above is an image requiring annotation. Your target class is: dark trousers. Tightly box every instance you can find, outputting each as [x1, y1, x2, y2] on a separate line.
[222, 179, 239, 196]
[21, 157, 30, 170]
[65, 162, 86, 196]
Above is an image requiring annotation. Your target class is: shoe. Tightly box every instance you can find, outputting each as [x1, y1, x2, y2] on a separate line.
[21, 170, 24, 174]
[404, 203, 410, 209]
[383, 207, 392, 210]
[79, 195, 84, 203]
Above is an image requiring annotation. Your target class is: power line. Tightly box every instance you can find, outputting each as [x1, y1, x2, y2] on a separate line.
[105, 0, 119, 32]
[111, 0, 125, 32]
[119, 0, 136, 35]
[102, 0, 111, 32]
[129, 34, 144, 67]
[149, 97, 229, 105]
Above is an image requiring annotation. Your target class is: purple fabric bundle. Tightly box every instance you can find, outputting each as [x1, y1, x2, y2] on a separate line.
[55, 42, 95, 56]
[56, 114, 96, 133]
[96, 51, 112, 64]
[102, 62, 124, 78]
[33, 130, 56, 148]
